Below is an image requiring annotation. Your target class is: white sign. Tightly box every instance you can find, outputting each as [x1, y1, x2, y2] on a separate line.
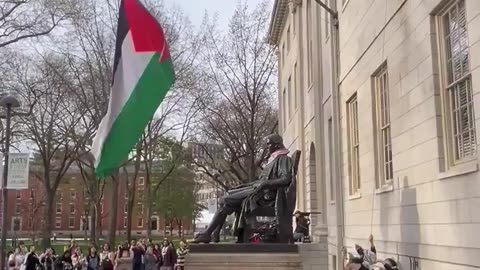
[7, 153, 30, 189]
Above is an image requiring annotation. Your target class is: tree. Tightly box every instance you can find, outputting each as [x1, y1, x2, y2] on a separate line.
[0, 0, 70, 48]
[18, 182, 46, 244]
[192, 0, 278, 189]
[16, 54, 92, 248]
[153, 163, 195, 236]
[56, 0, 114, 245]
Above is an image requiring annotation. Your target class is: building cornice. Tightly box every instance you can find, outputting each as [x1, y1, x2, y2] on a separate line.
[267, 0, 289, 45]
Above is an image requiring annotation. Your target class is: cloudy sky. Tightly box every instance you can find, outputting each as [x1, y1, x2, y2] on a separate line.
[165, 0, 271, 27]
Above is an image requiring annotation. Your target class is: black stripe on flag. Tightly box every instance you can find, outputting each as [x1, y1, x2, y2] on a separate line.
[112, 0, 129, 86]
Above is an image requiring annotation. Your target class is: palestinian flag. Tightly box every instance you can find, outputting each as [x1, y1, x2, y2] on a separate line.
[92, 0, 175, 178]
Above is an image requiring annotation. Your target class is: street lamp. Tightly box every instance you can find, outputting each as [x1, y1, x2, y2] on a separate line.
[0, 95, 20, 270]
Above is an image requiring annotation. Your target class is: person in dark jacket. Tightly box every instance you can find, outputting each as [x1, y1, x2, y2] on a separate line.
[293, 210, 309, 242]
[131, 243, 145, 270]
[55, 251, 73, 270]
[99, 244, 113, 270]
[24, 246, 41, 270]
[40, 248, 56, 270]
[159, 240, 175, 270]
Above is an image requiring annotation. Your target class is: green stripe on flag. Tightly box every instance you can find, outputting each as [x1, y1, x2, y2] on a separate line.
[95, 54, 174, 178]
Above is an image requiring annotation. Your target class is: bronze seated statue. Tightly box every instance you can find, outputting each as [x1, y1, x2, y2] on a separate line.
[192, 134, 300, 244]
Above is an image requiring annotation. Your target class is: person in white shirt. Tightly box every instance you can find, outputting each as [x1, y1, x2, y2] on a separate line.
[8, 247, 26, 270]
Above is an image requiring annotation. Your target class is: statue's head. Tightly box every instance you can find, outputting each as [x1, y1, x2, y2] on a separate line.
[265, 134, 285, 155]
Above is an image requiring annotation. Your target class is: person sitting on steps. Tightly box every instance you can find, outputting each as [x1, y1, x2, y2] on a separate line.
[293, 210, 309, 242]
[191, 134, 293, 244]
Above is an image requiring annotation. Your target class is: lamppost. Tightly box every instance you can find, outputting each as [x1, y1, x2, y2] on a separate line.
[0, 95, 20, 270]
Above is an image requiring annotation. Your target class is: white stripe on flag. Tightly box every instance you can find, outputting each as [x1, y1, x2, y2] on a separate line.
[92, 31, 155, 165]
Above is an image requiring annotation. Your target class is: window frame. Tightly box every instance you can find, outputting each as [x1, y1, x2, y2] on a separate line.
[306, 0, 313, 86]
[70, 190, 77, 200]
[137, 217, 144, 228]
[15, 203, 21, 215]
[12, 217, 21, 231]
[436, 0, 477, 168]
[347, 93, 361, 196]
[56, 203, 62, 214]
[55, 217, 62, 229]
[372, 63, 394, 191]
[68, 216, 75, 229]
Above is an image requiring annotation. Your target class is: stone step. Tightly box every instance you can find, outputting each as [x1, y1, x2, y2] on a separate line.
[186, 253, 302, 270]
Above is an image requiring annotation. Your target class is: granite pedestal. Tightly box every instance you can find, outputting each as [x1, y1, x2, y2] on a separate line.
[185, 243, 302, 270]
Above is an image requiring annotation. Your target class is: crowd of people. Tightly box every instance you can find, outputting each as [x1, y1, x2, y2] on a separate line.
[6, 239, 190, 270]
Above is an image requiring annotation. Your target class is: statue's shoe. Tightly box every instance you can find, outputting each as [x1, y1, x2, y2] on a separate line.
[190, 233, 212, 244]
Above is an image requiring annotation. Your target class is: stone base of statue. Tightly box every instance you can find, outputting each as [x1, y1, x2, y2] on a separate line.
[185, 243, 301, 270]
[185, 242, 329, 270]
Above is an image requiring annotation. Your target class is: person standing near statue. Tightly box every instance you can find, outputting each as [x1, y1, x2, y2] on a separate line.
[192, 134, 293, 244]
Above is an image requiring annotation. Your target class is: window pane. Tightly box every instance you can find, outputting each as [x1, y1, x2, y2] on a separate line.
[449, 77, 476, 160]
[374, 65, 393, 186]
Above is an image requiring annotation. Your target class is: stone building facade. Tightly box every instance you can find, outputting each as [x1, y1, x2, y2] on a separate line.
[269, 0, 480, 269]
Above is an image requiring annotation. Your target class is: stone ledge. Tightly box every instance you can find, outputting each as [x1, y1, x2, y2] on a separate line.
[297, 243, 328, 251]
[186, 253, 301, 264]
[188, 243, 299, 253]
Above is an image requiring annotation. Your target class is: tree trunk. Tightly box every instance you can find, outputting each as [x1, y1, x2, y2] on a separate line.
[96, 205, 102, 238]
[42, 191, 54, 249]
[90, 204, 97, 246]
[178, 220, 182, 237]
[108, 175, 119, 248]
[126, 176, 135, 242]
[145, 186, 152, 239]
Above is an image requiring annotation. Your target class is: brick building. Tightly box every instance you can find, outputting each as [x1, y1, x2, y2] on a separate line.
[0, 166, 193, 238]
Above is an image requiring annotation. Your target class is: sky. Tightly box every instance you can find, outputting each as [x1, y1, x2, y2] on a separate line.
[165, 0, 271, 27]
